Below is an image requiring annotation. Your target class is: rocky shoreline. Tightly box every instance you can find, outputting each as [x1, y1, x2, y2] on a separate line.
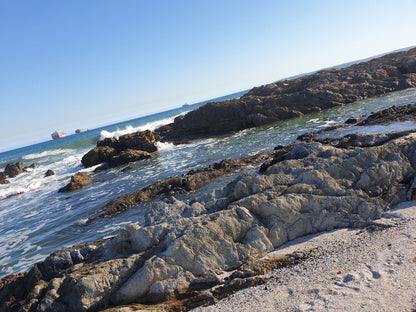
[2, 101, 416, 311]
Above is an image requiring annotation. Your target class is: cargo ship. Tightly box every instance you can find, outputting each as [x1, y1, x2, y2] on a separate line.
[51, 130, 67, 140]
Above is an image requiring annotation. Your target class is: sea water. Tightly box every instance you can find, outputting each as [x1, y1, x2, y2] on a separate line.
[1, 88, 416, 278]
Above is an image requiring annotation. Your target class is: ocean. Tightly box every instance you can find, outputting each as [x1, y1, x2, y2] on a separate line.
[1, 88, 416, 279]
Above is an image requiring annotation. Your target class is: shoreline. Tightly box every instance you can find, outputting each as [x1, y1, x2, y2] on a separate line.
[192, 201, 416, 311]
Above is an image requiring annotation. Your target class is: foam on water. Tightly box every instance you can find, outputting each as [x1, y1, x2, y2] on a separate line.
[100, 112, 186, 140]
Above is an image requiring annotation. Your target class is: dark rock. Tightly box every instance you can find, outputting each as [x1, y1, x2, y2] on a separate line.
[118, 130, 160, 152]
[122, 166, 133, 172]
[358, 103, 416, 126]
[4, 163, 21, 178]
[82, 130, 161, 168]
[81, 146, 117, 168]
[0, 172, 9, 184]
[109, 149, 152, 166]
[345, 116, 362, 124]
[45, 169, 55, 177]
[58, 172, 94, 192]
[93, 163, 113, 173]
[28, 163, 40, 169]
[97, 137, 122, 151]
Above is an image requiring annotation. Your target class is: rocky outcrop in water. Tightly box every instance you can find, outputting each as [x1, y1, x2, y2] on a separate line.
[58, 172, 95, 192]
[45, 169, 55, 177]
[4, 161, 26, 178]
[156, 48, 416, 141]
[81, 130, 159, 168]
[4, 126, 416, 311]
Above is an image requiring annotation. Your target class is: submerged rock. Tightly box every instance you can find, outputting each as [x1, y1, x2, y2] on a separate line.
[58, 172, 94, 192]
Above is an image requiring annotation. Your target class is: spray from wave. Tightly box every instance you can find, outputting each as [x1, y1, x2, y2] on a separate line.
[100, 113, 183, 140]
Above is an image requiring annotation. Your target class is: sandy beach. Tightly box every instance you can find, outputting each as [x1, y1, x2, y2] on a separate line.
[192, 201, 416, 312]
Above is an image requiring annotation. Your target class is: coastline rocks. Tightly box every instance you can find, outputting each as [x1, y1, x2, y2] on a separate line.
[156, 48, 416, 141]
[58, 172, 94, 192]
[4, 131, 416, 310]
[82, 130, 159, 168]
[4, 162, 26, 178]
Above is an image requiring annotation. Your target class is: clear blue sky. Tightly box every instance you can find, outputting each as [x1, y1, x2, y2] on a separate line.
[1, 0, 415, 152]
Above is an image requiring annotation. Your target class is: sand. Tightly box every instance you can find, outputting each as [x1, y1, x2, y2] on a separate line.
[192, 201, 416, 312]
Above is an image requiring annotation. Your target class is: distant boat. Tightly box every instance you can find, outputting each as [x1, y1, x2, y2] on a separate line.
[51, 130, 67, 140]
[182, 103, 190, 107]
[75, 129, 83, 134]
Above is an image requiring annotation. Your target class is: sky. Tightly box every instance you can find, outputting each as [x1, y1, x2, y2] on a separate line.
[0, 0, 416, 152]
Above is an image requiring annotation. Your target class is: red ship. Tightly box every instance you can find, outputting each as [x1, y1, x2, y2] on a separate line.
[51, 130, 67, 140]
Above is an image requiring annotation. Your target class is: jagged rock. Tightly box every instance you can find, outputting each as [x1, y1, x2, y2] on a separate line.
[4, 162, 26, 178]
[357, 102, 416, 126]
[81, 146, 118, 168]
[45, 170, 55, 177]
[82, 130, 161, 168]
[58, 172, 94, 192]
[97, 137, 122, 151]
[156, 48, 416, 141]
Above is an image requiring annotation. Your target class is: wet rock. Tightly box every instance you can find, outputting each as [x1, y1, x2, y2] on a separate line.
[45, 169, 55, 177]
[82, 130, 161, 168]
[358, 102, 416, 126]
[109, 149, 152, 166]
[0, 172, 9, 184]
[93, 163, 113, 173]
[81, 146, 118, 168]
[28, 163, 40, 169]
[58, 172, 94, 192]
[345, 116, 362, 124]
[118, 130, 160, 153]
[4, 162, 25, 178]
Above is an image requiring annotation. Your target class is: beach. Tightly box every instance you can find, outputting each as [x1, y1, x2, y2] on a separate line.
[192, 202, 416, 312]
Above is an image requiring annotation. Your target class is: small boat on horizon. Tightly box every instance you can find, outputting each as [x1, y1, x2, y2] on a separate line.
[75, 129, 83, 134]
[182, 103, 190, 107]
[51, 130, 67, 140]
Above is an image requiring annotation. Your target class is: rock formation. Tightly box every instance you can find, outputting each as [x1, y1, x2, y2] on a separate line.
[4, 161, 26, 178]
[58, 172, 95, 193]
[4, 127, 416, 311]
[81, 130, 159, 168]
[156, 48, 416, 141]
[0, 172, 9, 184]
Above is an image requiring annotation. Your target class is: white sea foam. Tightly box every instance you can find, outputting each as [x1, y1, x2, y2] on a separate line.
[23, 149, 71, 160]
[157, 141, 175, 151]
[99, 113, 185, 140]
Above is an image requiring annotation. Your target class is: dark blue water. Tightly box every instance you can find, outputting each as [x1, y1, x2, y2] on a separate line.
[1, 87, 416, 279]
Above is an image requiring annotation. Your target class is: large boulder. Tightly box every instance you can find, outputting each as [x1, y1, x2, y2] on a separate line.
[58, 172, 94, 192]
[118, 130, 160, 153]
[82, 130, 161, 168]
[81, 146, 117, 168]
